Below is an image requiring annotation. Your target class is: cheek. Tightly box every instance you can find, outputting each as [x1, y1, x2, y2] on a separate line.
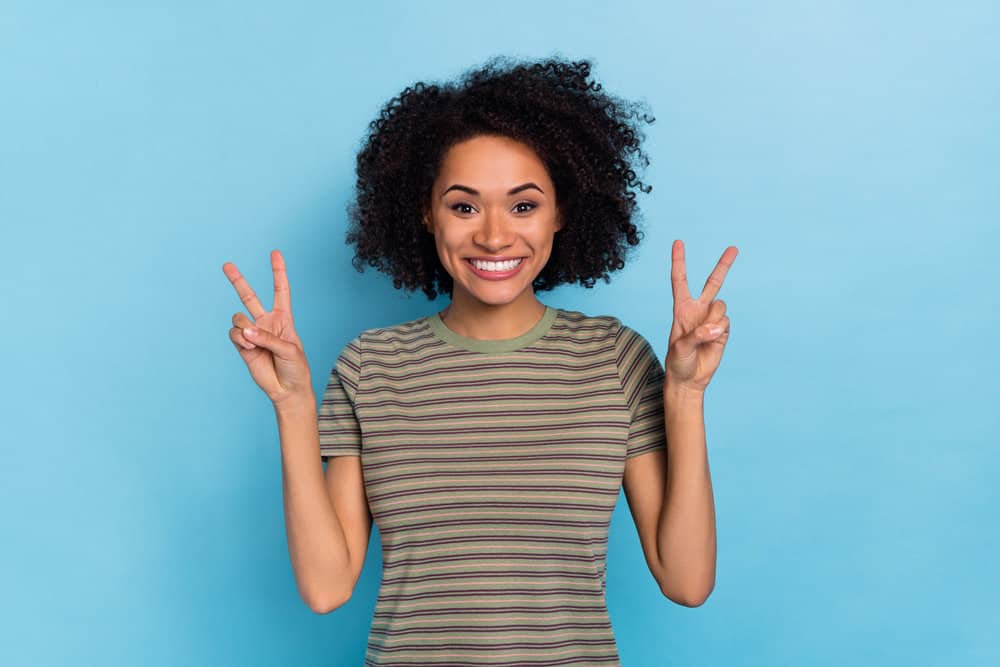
[434, 230, 466, 267]
[438, 228, 467, 253]
[528, 226, 558, 252]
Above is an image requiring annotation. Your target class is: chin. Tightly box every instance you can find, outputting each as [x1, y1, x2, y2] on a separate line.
[451, 276, 531, 306]
[468, 289, 523, 306]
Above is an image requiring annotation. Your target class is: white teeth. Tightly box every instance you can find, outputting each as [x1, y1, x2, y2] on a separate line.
[470, 258, 523, 272]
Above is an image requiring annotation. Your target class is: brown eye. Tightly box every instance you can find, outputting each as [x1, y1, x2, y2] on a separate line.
[514, 202, 537, 214]
[450, 203, 476, 214]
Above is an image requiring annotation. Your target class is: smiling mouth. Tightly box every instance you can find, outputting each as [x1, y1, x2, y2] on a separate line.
[465, 257, 526, 271]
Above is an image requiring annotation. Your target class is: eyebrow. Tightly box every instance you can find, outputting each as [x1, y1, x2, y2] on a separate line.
[440, 182, 545, 198]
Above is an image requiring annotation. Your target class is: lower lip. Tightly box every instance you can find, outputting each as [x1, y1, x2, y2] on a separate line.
[465, 258, 526, 280]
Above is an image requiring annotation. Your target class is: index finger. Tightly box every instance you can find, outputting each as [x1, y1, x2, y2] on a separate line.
[270, 249, 292, 315]
[222, 261, 267, 320]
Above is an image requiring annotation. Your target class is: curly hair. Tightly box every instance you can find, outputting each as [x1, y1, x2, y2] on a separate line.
[344, 54, 655, 301]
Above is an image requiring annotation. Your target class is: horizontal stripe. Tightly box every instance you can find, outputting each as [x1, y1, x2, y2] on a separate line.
[319, 307, 666, 665]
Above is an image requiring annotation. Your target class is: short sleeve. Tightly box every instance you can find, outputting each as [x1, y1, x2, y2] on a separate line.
[318, 335, 363, 459]
[614, 323, 667, 459]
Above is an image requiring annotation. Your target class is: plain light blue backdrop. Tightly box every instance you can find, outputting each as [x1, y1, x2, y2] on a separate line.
[2, 1, 997, 665]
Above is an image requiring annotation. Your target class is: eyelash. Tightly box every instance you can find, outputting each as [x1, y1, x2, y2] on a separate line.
[450, 202, 537, 215]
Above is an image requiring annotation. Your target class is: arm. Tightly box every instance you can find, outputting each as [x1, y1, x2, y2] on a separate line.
[623, 240, 734, 607]
[276, 397, 355, 613]
[656, 383, 716, 606]
[622, 383, 716, 607]
[653, 239, 733, 605]
[221, 252, 365, 614]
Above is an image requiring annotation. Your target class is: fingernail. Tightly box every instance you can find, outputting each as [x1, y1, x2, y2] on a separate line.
[708, 326, 723, 336]
[244, 327, 256, 337]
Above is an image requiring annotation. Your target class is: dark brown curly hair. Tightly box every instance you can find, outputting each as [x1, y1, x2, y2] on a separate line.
[345, 54, 655, 301]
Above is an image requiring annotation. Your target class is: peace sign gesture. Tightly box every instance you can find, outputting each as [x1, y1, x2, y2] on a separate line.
[222, 249, 314, 408]
[663, 240, 738, 394]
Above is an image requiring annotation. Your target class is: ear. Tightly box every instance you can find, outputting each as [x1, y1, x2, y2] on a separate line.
[422, 212, 433, 234]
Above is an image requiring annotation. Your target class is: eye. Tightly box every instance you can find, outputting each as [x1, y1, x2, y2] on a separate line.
[450, 202, 477, 215]
[513, 201, 537, 214]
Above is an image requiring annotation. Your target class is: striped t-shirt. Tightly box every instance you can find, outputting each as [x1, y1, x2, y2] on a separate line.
[319, 305, 666, 666]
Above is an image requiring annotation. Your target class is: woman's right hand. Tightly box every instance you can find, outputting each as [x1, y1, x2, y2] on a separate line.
[222, 249, 314, 409]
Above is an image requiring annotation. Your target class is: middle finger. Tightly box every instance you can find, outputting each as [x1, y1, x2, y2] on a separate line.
[698, 246, 738, 303]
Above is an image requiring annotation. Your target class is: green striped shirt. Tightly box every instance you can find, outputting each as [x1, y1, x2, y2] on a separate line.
[319, 305, 666, 666]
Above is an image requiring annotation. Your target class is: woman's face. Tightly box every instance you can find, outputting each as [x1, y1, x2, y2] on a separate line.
[423, 134, 562, 308]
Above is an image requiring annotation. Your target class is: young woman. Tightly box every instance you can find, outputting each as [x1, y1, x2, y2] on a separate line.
[223, 56, 736, 665]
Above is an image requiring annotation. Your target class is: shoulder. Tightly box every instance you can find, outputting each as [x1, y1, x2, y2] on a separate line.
[550, 307, 620, 338]
[343, 313, 437, 359]
[549, 306, 632, 346]
[550, 308, 657, 369]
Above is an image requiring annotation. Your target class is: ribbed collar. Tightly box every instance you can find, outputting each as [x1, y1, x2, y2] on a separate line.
[426, 305, 558, 353]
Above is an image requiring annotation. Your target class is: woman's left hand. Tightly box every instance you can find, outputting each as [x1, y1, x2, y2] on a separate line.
[663, 240, 738, 394]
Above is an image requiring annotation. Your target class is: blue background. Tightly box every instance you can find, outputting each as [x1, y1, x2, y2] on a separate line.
[2, 1, 997, 665]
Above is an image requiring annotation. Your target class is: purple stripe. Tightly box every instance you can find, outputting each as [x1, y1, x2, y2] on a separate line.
[360, 405, 623, 423]
[383, 517, 611, 531]
[359, 375, 620, 392]
[362, 423, 627, 437]
[363, 358, 614, 378]
[370, 620, 613, 633]
[370, 637, 616, 651]
[362, 451, 625, 467]
[361, 387, 622, 409]
[373, 604, 611, 619]
[377, 587, 604, 601]
[380, 550, 603, 566]
[380, 569, 603, 585]
[368, 483, 619, 504]
[368, 468, 620, 487]
[379, 536, 611, 552]
[361, 434, 623, 448]
[375, 503, 616, 521]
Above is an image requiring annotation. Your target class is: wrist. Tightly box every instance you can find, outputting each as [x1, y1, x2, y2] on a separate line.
[664, 380, 705, 404]
[273, 392, 317, 419]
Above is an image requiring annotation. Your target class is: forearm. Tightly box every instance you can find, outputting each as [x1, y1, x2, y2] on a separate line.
[656, 383, 717, 605]
[274, 397, 353, 611]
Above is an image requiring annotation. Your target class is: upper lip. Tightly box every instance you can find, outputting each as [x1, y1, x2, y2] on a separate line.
[466, 256, 525, 261]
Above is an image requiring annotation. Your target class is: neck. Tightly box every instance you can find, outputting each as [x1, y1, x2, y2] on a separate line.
[440, 290, 547, 341]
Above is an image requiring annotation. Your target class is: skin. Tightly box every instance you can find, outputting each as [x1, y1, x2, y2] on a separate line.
[623, 240, 737, 606]
[421, 134, 563, 340]
[222, 250, 312, 408]
[221, 134, 739, 608]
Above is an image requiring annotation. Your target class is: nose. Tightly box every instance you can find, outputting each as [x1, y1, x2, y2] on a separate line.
[473, 208, 515, 252]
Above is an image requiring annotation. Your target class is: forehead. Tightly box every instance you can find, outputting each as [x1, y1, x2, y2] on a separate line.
[435, 135, 551, 189]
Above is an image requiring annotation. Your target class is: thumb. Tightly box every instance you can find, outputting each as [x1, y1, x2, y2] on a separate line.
[243, 327, 297, 360]
[679, 323, 723, 352]
[700, 323, 725, 343]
